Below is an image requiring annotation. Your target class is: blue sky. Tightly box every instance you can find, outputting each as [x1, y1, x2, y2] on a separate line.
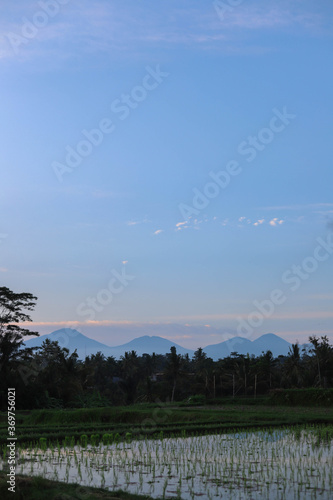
[1, 0, 333, 349]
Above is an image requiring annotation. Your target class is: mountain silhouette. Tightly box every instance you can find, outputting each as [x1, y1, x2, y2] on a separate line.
[23, 329, 193, 359]
[24, 329, 293, 360]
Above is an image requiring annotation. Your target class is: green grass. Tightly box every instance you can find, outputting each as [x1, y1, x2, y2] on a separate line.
[1, 402, 333, 447]
[269, 388, 333, 406]
[0, 472, 156, 500]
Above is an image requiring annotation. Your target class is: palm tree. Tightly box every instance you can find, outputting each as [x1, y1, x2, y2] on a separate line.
[309, 336, 333, 388]
[193, 348, 212, 396]
[233, 354, 251, 396]
[283, 343, 303, 387]
[141, 353, 157, 402]
[34, 339, 81, 404]
[120, 350, 140, 404]
[256, 350, 275, 390]
[165, 346, 182, 402]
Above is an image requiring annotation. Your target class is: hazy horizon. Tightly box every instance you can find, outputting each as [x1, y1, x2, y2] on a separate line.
[23, 322, 325, 351]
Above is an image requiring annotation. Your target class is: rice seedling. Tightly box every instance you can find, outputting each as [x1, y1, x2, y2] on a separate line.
[2, 424, 333, 499]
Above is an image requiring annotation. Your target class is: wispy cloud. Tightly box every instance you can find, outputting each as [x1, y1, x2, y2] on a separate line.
[230, 216, 285, 228]
[1, 0, 330, 63]
[271, 311, 333, 320]
[147, 214, 289, 236]
[269, 218, 284, 227]
[238, 216, 252, 225]
[175, 221, 189, 231]
[215, 4, 325, 31]
[20, 320, 136, 328]
[21, 318, 332, 348]
[253, 219, 265, 226]
[127, 218, 150, 226]
[162, 310, 333, 322]
[259, 204, 333, 226]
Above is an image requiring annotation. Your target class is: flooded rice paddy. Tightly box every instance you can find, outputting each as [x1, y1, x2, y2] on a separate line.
[2, 427, 333, 499]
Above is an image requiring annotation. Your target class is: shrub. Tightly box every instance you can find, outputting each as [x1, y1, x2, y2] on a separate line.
[90, 434, 100, 446]
[186, 395, 206, 406]
[63, 436, 71, 447]
[80, 434, 88, 447]
[102, 433, 110, 445]
[39, 437, 47, 450]
[269, 389, 333, 407]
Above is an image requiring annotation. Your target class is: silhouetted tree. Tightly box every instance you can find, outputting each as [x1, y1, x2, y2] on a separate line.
[309, 335, 333, 387]
[256, 350, 276, 392]
[283, 343, 304, 387]
[165, 346, 182, 402]
[120, 350, 140, 404]
[193, 348, 214, 396]
[0, 287, 39, 407]
[33, 339, 80, 406]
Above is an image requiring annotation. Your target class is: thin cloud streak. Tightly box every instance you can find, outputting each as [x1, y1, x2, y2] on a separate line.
[160, 311, 333, 322]
[0, 0, 330, 63]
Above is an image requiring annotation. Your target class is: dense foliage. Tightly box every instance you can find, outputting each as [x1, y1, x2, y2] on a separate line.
[1, 334, 332, 410]
[0, 287, 332, 410]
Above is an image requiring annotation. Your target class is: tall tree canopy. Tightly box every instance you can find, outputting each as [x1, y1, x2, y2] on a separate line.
[0, 286, 38, 385]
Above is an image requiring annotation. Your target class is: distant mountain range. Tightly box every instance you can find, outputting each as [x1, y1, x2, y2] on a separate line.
[23, 329, 304, 361]
[203, 333, 294, 359]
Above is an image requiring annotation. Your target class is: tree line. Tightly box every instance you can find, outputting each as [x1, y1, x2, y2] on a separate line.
[0, 287, 332, 410]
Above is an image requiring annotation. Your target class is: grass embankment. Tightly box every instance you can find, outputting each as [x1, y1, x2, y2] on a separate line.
[0, 472, 155, 500]
[0, 400, 333, 447]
